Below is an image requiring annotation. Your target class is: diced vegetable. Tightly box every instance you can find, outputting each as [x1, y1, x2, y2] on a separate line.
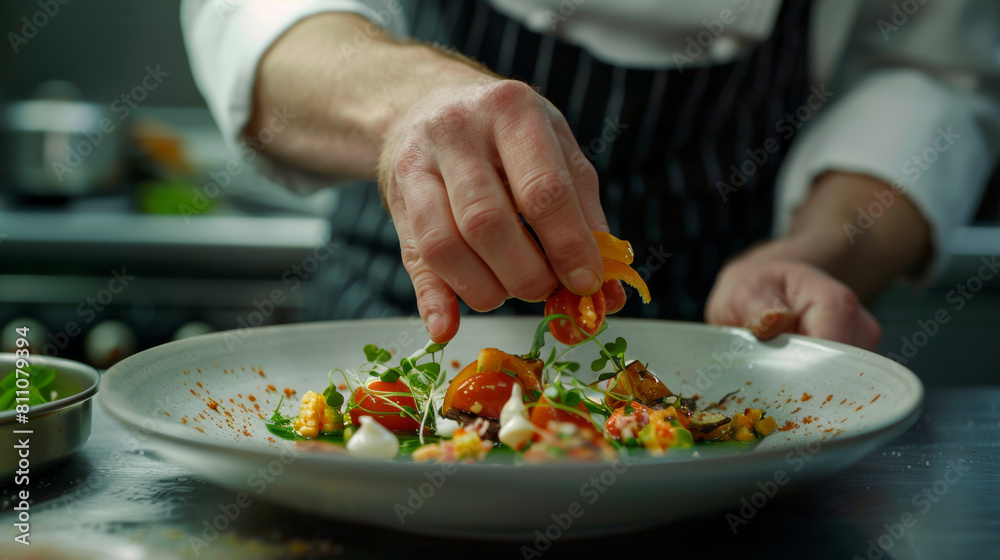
[733, 425, 756, 442]
[755, 416, 778, 436]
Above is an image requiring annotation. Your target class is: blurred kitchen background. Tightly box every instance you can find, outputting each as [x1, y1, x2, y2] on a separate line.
[1, 1, 998, 384]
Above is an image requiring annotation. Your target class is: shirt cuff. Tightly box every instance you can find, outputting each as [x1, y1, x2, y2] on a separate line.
[773, 68, 1000, 282]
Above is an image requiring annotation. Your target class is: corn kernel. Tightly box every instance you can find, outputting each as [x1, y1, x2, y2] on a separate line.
[293, 390, 340, 437]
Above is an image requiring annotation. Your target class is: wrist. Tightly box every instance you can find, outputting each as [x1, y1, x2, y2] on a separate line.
[377, 43, 501, 143]
[741, 231, 850, 274]
[745, 171, 932, 299]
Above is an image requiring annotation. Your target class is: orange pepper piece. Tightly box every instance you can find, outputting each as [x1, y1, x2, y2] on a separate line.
[475, 348, 542, 393]
[603, 260, 651, 304]
[592, 231, 634, 265]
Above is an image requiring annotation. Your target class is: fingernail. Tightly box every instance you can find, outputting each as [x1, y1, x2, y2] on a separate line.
[568, 267, 600, 294]
[426, 313, 444, 339]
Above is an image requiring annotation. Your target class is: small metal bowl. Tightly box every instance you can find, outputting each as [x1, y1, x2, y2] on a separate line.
[0, 354, 100, 478]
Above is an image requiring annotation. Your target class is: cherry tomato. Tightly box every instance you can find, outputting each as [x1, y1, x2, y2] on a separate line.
[544, 285, 606, 345]
[349, 379, 420, 432]
[529, 394, 595, 433]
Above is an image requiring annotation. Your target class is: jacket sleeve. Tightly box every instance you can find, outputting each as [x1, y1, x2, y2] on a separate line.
[180, 0, 408, 189]
[773, 0, 1000, 280]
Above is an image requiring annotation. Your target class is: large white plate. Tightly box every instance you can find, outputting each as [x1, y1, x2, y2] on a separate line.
[99, 317, 922, 539]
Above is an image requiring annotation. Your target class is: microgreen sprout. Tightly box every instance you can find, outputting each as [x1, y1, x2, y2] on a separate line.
[591, 336, 628, 380]
[348, 339, 449, 443]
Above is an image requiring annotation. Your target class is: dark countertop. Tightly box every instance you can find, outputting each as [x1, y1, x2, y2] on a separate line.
[2, 387, 998, 559]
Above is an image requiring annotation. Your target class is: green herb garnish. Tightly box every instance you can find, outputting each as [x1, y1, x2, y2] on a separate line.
[0, 365, 58, 411]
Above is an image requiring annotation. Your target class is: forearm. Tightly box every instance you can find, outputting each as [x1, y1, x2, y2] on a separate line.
[747, 171, 932, 300]
[244, 12, 492, 181]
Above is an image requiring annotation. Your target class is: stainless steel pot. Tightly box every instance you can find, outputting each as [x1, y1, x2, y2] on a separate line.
[0, 353, 99, 478]
[1, 89, 123, 197]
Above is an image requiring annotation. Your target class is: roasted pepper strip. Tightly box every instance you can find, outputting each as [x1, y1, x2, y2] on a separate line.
[476, 348, 543, 393]
[603, 260, 651, 303]
[593, 231, 634, 265]
[441, 349, 542, 417]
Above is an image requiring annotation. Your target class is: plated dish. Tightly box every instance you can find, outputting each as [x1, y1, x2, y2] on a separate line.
[99, 317, 922, 538]
[267, 233, 774, 465]
[269, 316, 780, 464]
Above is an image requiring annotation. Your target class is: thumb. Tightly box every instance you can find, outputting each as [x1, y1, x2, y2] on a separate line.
[797, 291, 882, 350]
[744, 308, 798, 340]
[706, 271, 797, 339]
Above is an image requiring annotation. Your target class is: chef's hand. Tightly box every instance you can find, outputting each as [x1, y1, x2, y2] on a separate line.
[706, 258, 882, 349]
[705, 171, 932, 350]
[246, 13, 624, 343]
[379, 77, 628, 343]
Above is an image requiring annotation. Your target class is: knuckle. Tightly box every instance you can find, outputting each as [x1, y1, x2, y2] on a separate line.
[543, 233, 592, 267]
[387, 194, 406, 219]
[457, 201, 507, 245]
[571, 153, 599, 183]
[381, 181, 406, 218]
[410, 270, 440, 303]
[393, 141, 426, 180]
[425, 104, 469, 144]
[414, 227, 459, 266]
[398, 238, 422, 270]
[508, 276, 556, 302]
[518, 170, 572, 222]
[484, 80, 537, 112]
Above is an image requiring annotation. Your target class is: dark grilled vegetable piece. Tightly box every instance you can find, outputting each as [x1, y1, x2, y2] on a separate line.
[441, 407, 500, 441]
[687, 411, 731, 441]
[604, 361, 673, 409]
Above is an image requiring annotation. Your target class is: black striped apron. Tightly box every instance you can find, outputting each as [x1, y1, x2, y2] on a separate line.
[308, 0, 812, 324]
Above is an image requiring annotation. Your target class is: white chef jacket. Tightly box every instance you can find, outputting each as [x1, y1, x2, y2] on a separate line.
[180, 0, 1000, 279]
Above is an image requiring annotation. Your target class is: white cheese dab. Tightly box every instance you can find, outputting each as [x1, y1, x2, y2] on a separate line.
[347, 416, 400, 459]
[498, 383, 535, 450]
